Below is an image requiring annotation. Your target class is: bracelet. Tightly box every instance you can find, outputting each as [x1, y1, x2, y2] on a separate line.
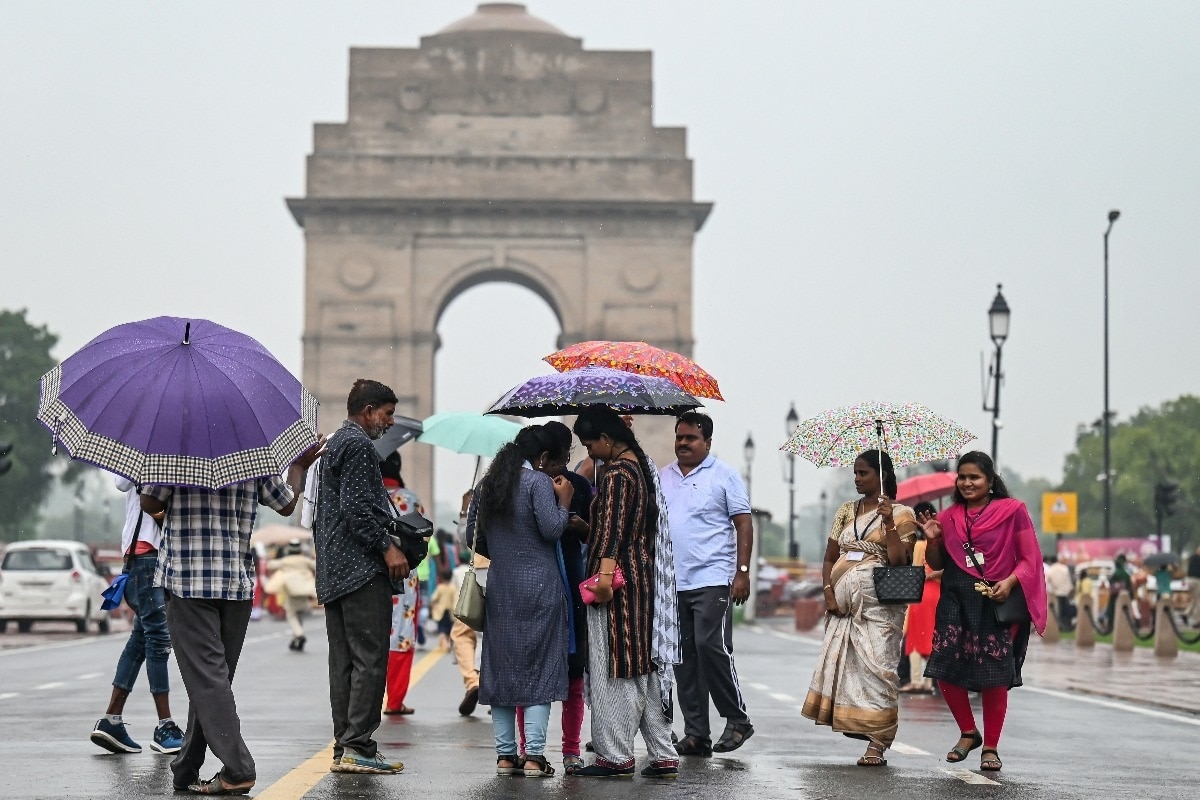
[884, 526, 897, 533]
[823, 584, 833, 591]
[597, 570, 615, 576]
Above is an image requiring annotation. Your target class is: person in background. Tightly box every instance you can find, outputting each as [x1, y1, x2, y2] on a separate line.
[141, 437, 324, 795]
[571, 407, 680, 779]
[380, 451, 426, 717]
[450, 488, 486, 716]
[920, 451, 1046, 773]
[428, 568, 457, 651]
[1186, 547, 1200, 625]
[660, 411, 754, 757]
[900, 501, 941, 694]
[266, 539, 317, 651]
[1043, 555, 1075, 632]
[1154, 563, 1175, 601]
[514, 420, 594, 774]
[90, 475, 184, 756]
[802, 450, 917, 767]
[314, 379, 408, 776]
[466, 424, 573, 778]
[1105, 553, 1132, 626]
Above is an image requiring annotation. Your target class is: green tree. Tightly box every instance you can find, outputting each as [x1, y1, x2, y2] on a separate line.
[0, 309, 59, 540]
[1059, 396, 1200, 549]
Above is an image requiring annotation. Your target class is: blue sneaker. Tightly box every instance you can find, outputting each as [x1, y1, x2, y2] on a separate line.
[151, 720, 184, 754]
[336, 751, 404, 774]
[91, 718, 142, 753]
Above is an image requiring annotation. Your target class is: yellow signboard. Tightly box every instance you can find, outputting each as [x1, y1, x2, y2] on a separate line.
[1042, 492, 1078, 535]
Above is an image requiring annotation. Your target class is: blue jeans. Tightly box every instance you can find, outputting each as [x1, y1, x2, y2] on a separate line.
[112, 554, 171, 695]
[493, 703, 550, 756]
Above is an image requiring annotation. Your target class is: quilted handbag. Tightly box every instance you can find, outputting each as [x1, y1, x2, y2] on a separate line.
[872, 565, 926, 605]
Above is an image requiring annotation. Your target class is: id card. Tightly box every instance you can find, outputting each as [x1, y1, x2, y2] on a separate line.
[846, 551, 865, 562]
[965, 550, 985, 567]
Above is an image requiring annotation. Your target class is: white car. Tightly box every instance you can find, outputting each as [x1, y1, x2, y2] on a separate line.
[0, 540, 112, 634]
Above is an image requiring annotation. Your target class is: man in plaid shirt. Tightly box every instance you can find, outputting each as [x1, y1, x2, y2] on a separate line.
[141, 442, 325, 796]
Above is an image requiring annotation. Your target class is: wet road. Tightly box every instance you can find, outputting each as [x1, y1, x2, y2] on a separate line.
[1, 614, 1197, 799]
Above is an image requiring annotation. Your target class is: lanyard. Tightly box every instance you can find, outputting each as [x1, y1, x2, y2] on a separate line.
[961, 500, 991, 578]
[853, 500, 880, 541]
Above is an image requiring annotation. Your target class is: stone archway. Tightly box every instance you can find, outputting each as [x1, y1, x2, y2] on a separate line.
[288, 4, 711, 503]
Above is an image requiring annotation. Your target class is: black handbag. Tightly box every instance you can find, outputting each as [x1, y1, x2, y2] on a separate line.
[872, 565, 926, 605]
[388, 510, 433, 569]
[992, 582, 1031, 624]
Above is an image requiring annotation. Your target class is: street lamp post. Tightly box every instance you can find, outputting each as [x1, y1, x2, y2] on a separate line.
[982, 284, 1011, 468]
[1103, 210, 1120, 538]
[785, 404, 799, 560]
[819, 489, 828, 545]
[743, 433, 755, 503]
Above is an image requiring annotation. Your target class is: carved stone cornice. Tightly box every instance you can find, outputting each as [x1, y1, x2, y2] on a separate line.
[286, 197, 712, 233]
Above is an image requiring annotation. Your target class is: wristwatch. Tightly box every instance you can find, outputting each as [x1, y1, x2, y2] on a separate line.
[738, 565, 749, 573]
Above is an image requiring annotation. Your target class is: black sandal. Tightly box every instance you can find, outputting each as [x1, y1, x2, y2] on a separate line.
[185, 772, 254, 795]
[674, 734, 713, 757]
[523, 754, 555, 778]
[980, 748, 1002, 771]
[713, 723, 754, 753]
[946, 730, 983, 763]
[496, 754, 523, 776]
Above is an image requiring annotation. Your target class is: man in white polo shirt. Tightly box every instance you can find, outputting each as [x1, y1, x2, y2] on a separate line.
[660, 412, 754, 757]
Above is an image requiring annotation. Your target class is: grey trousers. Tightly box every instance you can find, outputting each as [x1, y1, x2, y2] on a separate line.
[586, 605, 676, 768]
[166, 594, 255, 787]
[676, 585, 750, 740]
[325, 574, 393, 760]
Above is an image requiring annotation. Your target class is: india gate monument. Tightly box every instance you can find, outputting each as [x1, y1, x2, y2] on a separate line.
[288, 3, 711, 501]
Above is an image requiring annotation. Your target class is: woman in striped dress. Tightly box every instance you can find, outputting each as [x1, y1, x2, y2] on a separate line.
[571, 407, 679, 779]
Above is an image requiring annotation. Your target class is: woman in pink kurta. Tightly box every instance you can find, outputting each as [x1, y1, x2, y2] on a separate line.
[921, 451, 1045, 773]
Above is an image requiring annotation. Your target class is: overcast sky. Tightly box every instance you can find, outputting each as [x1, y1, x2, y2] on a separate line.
[3, 2, 1197, 528]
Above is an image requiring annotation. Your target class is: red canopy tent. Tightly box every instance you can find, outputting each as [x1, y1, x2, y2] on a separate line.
[896, 472, 957, 506]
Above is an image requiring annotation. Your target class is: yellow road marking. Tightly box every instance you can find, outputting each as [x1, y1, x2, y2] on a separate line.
[255, 648, 445, 799]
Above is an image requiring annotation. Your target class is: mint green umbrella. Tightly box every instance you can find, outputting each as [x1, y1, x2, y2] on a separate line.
[418, 412, 523, 458]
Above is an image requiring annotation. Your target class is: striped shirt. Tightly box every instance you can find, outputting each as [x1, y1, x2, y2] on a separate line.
[146, 477, 294, 600]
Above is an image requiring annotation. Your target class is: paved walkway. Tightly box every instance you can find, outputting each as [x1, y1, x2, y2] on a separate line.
[1023, 637, 1200, 715]
[780, 617, 1200, 716]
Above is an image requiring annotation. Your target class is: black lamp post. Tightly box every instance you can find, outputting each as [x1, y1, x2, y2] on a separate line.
[819, 489, 828, 546]
[785, 404, 799, 560]
[982, 284, 1011, 468]
[1102, 210, 1120, 538]
[743, 432, 755, 503]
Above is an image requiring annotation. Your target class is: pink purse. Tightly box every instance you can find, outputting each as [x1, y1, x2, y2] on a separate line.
[579, 566, 626, 605]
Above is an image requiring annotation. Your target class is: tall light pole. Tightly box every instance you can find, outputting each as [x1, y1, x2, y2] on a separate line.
[819, 489, 828, 546]
[1103, 209, 1120, 538]
[982, 285, 1011, 468]
[743, 433, 755, 503]
[785, 404, 799, 560]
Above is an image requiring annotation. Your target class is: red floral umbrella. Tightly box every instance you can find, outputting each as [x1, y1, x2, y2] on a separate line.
[544, 341, 723, 401]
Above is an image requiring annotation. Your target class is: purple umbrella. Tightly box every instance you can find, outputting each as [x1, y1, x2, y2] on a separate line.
[486, 366, 703, 418]
[37, 316, 319, 489]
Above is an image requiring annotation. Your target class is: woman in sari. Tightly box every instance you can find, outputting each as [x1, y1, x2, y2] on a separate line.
[920, 450, 1046, 772]
[802, 449, 917, 766]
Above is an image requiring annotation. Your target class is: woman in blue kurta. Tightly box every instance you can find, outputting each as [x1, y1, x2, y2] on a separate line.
[465, 425, 574, 777]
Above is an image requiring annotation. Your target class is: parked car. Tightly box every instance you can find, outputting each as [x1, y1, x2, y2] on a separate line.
[0, 540, 112, 633]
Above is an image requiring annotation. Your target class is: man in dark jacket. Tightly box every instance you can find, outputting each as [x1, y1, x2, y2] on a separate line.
[315, 379, 409, 775]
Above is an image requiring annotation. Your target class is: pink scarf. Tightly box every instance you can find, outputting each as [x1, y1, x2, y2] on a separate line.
[940, 498, 1047, 635]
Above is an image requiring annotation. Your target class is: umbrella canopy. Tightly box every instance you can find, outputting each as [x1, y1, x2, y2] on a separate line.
[544, 340, 724, 400]
[896, 471, 959, 505]
[373, 415, 423, 459]
[1142, 552, 1181, 569]
[781, 401, 976, 469]
[418, 412, 523, 457]
[37, 316, 319, 489]
[486, 366, 703, 418]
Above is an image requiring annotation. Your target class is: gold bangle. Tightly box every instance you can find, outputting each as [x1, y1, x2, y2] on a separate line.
[823, 584, 833, 591]
[597, 571, 615, 576]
